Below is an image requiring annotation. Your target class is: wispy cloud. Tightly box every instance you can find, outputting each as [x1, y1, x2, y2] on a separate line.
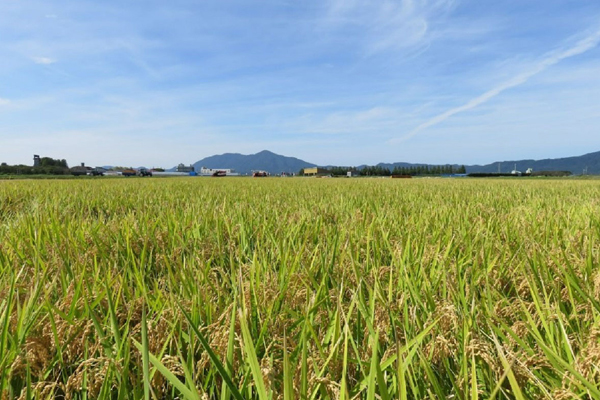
[0, 98, 10, 106]
[394, 27, 600, 143]
[324, 0, 454, 54]
[32, 56, 56, 65]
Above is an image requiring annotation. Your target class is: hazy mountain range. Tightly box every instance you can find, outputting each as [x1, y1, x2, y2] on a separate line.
[462, 151, 600, 174]
[189, 150, 600, 175]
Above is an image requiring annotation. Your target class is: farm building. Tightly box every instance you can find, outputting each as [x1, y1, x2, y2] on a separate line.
[176, 164, 195, 173]
[70, 163, 93, 176]
[304, 167, 329, 176]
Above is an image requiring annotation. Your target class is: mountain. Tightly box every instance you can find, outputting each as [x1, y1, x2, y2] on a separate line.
[464, 150, 600, 174]
[181, 149, 599, 176]
[368, 150, 600, 175]
[192, 150, 316, 175]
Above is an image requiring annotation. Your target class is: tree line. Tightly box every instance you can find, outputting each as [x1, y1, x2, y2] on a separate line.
[0, 157, 70, 175]
[325, 164, 467, 176]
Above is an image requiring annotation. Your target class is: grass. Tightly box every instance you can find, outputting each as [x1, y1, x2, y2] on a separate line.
[0, 175, 85, 180]
[1, 177, 599, 399]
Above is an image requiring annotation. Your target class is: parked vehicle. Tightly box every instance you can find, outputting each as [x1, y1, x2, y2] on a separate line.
[137, 168, 153, 177]
[89, 168, 105, 176]
[122, 169, 137, 177]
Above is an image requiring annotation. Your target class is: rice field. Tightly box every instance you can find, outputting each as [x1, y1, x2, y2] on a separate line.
[1, 177, 599, 400]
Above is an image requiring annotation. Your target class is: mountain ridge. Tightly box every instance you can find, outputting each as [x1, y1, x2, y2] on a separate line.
[192, 150, 316, 175]
[185, 149, 600, 175]
[462, 150, 600, 174]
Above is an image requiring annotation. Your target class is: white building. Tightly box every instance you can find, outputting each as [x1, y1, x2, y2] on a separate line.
[199, 167, 239, 176]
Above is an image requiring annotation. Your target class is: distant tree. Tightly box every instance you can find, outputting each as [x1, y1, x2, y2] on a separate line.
[40, 157, 67, 167]
[329, 167, 350, 176]
[357, 165, 391, 176]
[327, 166, 353, 176]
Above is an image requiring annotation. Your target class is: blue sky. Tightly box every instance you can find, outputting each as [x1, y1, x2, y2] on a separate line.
[1, 0, 600, 168]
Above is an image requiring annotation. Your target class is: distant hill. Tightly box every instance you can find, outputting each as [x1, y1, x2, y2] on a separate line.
[192, 150, 316, 175]
[368, 150, 600, 175]
[464, 150, 600, 174]
[155, 149, 600, 176]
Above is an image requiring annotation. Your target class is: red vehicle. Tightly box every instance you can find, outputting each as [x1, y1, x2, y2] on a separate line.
[252, 170, 268, 177]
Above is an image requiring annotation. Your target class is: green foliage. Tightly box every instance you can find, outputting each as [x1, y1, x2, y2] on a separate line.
[361, 165, 391, 176]
[328, 166, 359, 176]
[326, 164, 467, 176]
[39, 157, 68, 168]
[0, 157, 69, 175]
[389, 164, 464, 176]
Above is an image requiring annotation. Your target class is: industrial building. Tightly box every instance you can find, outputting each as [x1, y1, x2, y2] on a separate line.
[176, 164, 195, 173]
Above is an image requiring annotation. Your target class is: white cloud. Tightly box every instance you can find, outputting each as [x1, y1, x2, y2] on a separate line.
[325, 0, 454, 53]
[393, 27, 600, 143]
[32, 57, 56, 65]
[0, 98, 10, 106]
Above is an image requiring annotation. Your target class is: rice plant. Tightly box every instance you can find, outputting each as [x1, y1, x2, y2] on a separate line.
[1, 177, 599, 399]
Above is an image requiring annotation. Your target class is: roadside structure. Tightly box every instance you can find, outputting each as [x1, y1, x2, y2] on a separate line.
[304, 167, 329, 176]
